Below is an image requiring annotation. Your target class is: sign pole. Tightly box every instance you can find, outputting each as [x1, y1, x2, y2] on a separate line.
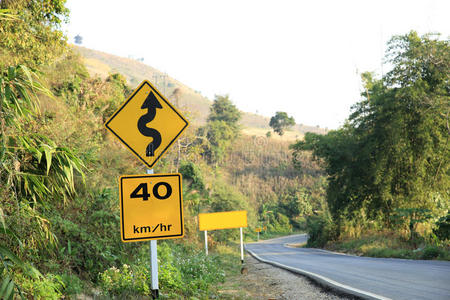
[240, 227, 244, 264]
[257, 231, 259, 241]
[147, 169, 159, 299]
[150, 239, 158, 299]
[204, 230, 208, 255]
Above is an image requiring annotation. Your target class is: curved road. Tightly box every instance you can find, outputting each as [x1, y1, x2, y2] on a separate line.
[245, 234, 450, 300]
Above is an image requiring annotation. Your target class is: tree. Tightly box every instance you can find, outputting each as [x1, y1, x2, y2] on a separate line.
[208, 94, 241, 131]
[269, 112, 295, 136]
[291, 31, 449, 231]
[74, 34, 83, 44]
[0, 0, 69, 68]
[200, 95, 241, 162]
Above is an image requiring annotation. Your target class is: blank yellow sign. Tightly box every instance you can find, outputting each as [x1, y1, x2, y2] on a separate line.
[199, 210, 247, 231]
[119, 173, 184, 242]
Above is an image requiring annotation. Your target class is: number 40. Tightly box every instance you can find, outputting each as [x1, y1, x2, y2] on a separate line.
[130, 182, 172, 201]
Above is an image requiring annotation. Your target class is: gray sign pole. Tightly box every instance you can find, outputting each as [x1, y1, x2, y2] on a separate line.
[204, 230, 208, 255]
[147, 168, 159, 299]
[240, 227, 244, 263]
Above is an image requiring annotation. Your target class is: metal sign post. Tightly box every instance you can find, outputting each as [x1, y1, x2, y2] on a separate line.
[240, 227, 244, 264]
[204, 230, 208, 255]
[150, 239, 158, 299]
[147, 169, 159, 299]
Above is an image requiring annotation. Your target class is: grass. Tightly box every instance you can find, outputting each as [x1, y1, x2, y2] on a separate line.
[74, 45, 327, 133]
[242, 127, 303, 141]
[326, 231, 450, 261]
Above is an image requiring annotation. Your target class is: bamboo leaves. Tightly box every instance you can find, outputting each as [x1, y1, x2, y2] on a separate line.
[3, 134, 86, 204]
[0, 65, 51, 126]
[1, 64, 86, 205]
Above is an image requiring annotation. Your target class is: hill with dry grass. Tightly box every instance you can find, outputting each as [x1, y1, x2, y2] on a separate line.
[74, 45, 327, 140]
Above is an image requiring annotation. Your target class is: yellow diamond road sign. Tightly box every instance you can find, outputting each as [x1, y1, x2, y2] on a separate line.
[119, 173, 184, 242]
[105, 80, 189, 168]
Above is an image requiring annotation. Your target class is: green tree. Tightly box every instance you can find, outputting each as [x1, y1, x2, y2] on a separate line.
[291, 31, 449, 232]
[207, 94, 241, 131]
[0, 0, 69, 68]
[269, 112, 295, 136]
[200, 95, 241, 162]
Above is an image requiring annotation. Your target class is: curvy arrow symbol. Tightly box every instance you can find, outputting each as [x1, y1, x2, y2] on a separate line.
[137, 91, 162, 157]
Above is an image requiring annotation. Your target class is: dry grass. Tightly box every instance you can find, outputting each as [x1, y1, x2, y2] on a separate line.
[242, 127, 303, 142]
[73, 45, 327, 133]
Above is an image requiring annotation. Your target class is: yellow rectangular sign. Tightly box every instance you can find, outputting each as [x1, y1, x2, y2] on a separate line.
[119, 173, 184, 242]
[198, 210, 247, 231]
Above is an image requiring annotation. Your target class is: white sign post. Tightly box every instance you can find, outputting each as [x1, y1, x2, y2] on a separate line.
[147, 168, 159, 299]
[240, 227, 244, 263]
[204, 230, 208, 255]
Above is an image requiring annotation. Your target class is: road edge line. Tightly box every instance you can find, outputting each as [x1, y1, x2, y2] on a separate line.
[245, 247, 391, 300]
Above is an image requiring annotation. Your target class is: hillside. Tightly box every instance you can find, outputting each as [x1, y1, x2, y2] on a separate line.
[74, 45, 327, 139]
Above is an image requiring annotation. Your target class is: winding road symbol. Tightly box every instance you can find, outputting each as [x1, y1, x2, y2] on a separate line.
[138, 91, 162, 157]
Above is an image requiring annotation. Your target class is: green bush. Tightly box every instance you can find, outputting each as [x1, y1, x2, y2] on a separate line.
[421, 246, 441, 260]
[18, 273, 64, 300]
[306, 214, 335, 247]
[267, 212, 292, 233]
[434, 214, 450, 241]
[160, 242, 225, 298]
[99, 264, 150, 297]
[98, 242, 228, 298]
[179, 160, 205, 191]
[59, 273, 84, 296]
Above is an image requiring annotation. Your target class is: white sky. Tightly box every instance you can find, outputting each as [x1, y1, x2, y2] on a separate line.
[64, 0, 449, 129]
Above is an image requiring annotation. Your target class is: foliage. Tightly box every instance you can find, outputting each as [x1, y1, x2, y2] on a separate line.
[59, 273, 84, 296]
[98, 242, 227, 298]
[327, 230, 450, 260]
[269, 111, 295, 136]
[179, 160, 205, 191]
[16, 273, 64, 300]
[0, 0, 69, 68]
[390, 208, 433, 240]
[434, 214, 450, 241]
[199, 95, 241, 162]
[0, 65, 49, 126]
[0, 61, 86, 299]
[305, 214, 336, 247]
[291, 32, 449, 241]
[207, 94, 241, 130]
[99, 264, 150, 297]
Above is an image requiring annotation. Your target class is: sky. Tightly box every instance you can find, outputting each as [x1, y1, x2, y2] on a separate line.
[64, 0, 449, 129]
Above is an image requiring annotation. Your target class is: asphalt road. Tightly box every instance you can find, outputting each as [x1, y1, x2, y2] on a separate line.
[245, 234, 450, 300]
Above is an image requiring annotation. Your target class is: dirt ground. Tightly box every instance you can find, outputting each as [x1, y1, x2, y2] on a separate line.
[218, 253, 358, 300]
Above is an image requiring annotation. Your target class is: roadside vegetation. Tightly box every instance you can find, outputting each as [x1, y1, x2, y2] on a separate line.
[0, 1, 319, 298]
[292, 32, 449, 260]
[1, 1, 448, 299]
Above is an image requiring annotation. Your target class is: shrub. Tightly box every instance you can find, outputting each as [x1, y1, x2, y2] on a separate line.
[59, 273, 84, 296]
[99, 264, 150, 297]
[421, 246, 441, 260]
[179, 160, 205, 191]
[18, 273, 64, 300]
[306, 214, 335, 247]
[434, 214, 450, 241]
